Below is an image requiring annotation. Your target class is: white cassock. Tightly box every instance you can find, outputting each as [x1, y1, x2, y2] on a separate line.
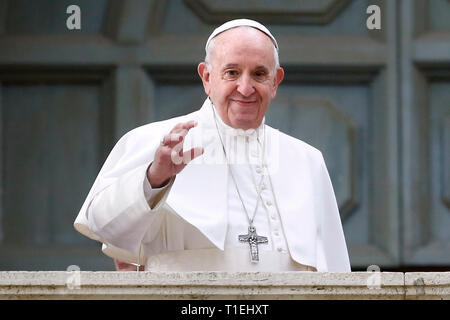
[74, 98, 351, 272]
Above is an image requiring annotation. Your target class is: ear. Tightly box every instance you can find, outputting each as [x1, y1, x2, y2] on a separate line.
[197, 62, 211, 95]
[271, 67, 284, 99]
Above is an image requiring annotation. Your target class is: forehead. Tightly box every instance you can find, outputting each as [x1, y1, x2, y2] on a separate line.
[210, 27, 276, 67]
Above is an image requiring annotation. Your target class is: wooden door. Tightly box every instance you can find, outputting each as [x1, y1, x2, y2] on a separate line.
[0, 0, 448, 271]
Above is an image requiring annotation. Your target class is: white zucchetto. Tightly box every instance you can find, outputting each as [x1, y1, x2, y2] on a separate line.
[205, 19, 279, 52]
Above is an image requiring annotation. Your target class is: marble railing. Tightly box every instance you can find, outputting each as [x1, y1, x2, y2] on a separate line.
[0, 271, 448, 299]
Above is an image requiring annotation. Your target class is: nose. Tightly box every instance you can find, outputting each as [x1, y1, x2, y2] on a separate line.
[236, 74, 255, 97]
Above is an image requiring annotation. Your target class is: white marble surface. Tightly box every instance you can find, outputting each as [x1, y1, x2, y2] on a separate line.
[0, 271, 448, 300]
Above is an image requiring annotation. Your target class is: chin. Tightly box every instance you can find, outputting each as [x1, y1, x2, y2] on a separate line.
[227, 106, 261, 128]
[231, 117, 259, 129]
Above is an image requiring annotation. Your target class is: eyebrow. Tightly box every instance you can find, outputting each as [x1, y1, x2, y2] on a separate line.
[255, 66, 270, 73]
[222, 64, 239, 69]
[222, 64, 270, 72]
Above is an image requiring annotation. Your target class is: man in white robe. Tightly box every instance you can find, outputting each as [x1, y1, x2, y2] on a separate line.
[74, 19, 351, 272]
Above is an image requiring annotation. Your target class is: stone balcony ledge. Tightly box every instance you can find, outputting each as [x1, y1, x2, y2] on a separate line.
[0, 271, 449, 300]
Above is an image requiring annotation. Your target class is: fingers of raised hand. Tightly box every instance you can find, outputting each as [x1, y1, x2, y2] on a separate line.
[161, 120, 198, 147]
[171, 120, 198, 136]
[161, 132, 184, 147]
[173, 120, 197, 131]
[159, 120, 200, 167]
[170, 146, 204, 167]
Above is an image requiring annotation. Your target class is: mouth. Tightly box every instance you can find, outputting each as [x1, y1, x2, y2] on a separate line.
[231, 99, 257, 106]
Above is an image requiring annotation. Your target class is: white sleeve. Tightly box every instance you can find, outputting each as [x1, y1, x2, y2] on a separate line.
[143, 171, 173, 209]
[86, 163, 174, 256]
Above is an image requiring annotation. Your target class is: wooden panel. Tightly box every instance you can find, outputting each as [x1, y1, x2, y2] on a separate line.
[2, 82, 103, 245]
[104, 0, 154, 44]
[0, 76, 119, 270]
[0, 244, 114, 271]
[430, 82, 450, 238]
[0, 85, 3, 243]
[267, 88, 362, 220]
[0, 0, 6, 35]
[164, 0, 370, 36]
[411, 81, 450, 265]
[428, 0, 450, 31]
[412, 0, 450, 64]
[4, 0, 108, 35]
[369, 70, 401, 267]
[367, 0, 401, 267]
[184, 0, 351, 24]
[401, 2, 430, 260]
[443, 117, 450, 209]
[401, 0, 450, 266]
[414, 33, 450, 64]
[113, 67, 153, 141]
[151, 79, 206, 122]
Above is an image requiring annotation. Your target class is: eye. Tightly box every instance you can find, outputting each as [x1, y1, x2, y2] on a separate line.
[253, 70, 269, 81]
[222, 69, 240, 80]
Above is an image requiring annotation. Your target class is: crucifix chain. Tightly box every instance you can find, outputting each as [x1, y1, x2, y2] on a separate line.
[211, 101, 269, 262]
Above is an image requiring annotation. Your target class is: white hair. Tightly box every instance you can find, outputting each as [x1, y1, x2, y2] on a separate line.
[204, 27, 280, 73]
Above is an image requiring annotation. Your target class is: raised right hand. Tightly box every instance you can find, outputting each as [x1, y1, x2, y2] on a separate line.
[147, 120, 204, 188]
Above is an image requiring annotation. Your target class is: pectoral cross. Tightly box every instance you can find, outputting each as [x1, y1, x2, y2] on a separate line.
[239, 226, 268, 263]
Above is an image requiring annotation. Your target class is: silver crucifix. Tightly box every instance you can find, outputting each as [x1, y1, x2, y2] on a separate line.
[239, 225, 268, 263]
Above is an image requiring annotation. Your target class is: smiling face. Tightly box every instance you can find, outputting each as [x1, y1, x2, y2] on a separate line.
[198, 27, 284, 129]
